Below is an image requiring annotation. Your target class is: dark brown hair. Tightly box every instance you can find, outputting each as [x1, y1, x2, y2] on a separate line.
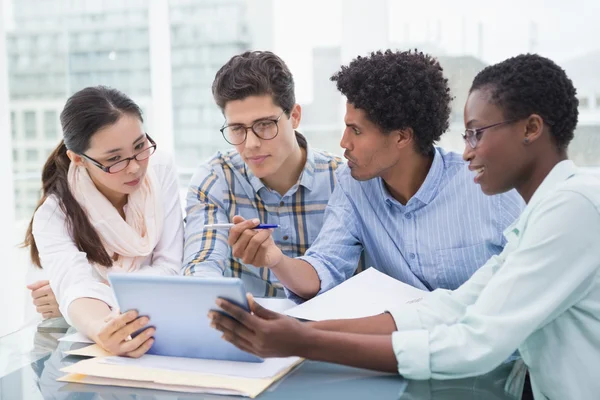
[24, 86, 144, 268]
[212, 50, 306, 148]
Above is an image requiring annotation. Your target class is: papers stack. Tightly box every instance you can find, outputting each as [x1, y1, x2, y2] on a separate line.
[59, 344, 302, 397]
[57, 298, 301, 398]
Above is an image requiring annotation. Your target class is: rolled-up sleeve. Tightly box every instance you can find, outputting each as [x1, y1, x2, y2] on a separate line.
[289, 181, 363, 301]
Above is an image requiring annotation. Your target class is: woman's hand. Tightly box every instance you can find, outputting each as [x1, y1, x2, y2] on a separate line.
[209, 294, 310, 358]
[90, 310, 155, 358]
[27, 280, 61, 319]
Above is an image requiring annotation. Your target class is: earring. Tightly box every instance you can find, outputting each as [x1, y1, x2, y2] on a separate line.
[523, 138, 529, 144]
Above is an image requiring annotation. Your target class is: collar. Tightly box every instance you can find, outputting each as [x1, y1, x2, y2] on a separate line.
[380, 147, 444, 207]
[245, 132, 315, 194]
[504, 160, 578, 236]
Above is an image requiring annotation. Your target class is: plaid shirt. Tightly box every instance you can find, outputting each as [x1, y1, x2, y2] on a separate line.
[183, 144, 343, 297]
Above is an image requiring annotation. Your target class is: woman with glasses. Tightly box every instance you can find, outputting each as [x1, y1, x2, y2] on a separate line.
[24, 86, 183, 357]
[210, 54, 600, 399]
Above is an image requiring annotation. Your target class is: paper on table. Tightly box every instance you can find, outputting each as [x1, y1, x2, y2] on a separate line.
[60, 355, 303, 398]
[65, 344, 111, 358]
[285, 267, 426, 321]
[58, 332, 94, 344]
[253, 297, 296, 314]
[100, 353, 302, 379]
[58, 373, 241, 396]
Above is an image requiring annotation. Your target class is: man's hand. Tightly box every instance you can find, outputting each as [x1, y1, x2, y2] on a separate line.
[228, 216, 284, 268]
[209, 294, 310, 358]
[27, 280, 61, 319]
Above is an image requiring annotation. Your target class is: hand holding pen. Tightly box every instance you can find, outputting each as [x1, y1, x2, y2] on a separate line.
[204, 223, 279, 230]
[223, 216, 284, 268]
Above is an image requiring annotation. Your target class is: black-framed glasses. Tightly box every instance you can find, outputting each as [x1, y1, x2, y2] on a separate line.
[462, 119, 520, 149]
[80, 133, 157, 174]
[220, 110, 287, 145]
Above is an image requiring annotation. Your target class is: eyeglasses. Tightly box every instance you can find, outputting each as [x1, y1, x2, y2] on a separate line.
[462, 119, 520, 149]
[220, 110, 287, 145]
[80, 133, 157, 174]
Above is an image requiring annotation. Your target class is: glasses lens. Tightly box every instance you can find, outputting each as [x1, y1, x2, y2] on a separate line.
[136, 146, 155, 161]
[253, 120, 277, 139]
[225, 126, 246, 145]
[108, 159, 128, 173]
[463, 130, 477, 148]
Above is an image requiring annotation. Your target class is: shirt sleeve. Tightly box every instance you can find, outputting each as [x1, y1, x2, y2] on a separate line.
[389, 190, 600, 380]
[32, 198, 116, 325]
[388, 253, 499, 332]
[290, 178, 363, 301]
[135, 154, 184, 277]
[182, 163, 231, 277]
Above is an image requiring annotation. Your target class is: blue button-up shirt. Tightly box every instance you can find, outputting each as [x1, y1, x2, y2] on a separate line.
[296, 147, 525, 299]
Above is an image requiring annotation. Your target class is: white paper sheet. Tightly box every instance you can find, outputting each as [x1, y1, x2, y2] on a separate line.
[58, 331, 94, 344]
[100, 353, 302, 380]
[254, 297, 296, 314]
[285, 267, 426, 321]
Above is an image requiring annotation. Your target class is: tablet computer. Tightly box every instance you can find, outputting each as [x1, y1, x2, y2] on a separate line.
[108, 274, 262, 363]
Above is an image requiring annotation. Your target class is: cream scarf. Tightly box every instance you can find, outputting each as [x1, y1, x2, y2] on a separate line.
[67, 162, 164, 277]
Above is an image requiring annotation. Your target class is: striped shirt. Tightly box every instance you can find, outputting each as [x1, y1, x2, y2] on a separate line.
[183, 145, 342, 297]
[294, 147, 525, 301]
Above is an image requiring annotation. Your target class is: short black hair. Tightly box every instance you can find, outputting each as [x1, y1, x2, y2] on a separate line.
[331, 49, 452, 155]
[470, 53, 579, 150]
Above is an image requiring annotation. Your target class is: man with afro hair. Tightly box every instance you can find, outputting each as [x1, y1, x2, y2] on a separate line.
[228, 50, 524, 300]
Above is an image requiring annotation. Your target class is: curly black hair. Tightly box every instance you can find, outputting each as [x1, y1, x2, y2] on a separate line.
[330, 49, 452, 155]
[470, 54, 579, 150]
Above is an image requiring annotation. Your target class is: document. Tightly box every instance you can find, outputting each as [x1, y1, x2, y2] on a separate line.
[285, 267, 426, 321]
[59, 354, 303, 398]
[101, 353, 302, 380]
[253, 297, 296, 313]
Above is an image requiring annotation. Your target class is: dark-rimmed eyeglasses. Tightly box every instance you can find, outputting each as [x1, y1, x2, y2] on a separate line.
[462, 119, 520, 149]
[80, 133, 157, 174]
[220, 110, 287, 145]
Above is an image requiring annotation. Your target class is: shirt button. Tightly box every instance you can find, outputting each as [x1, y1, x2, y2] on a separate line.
[405, 213, 412, 219]
[279, 201, 284, 207]
[409, 253, 416, 259]
[283, 235, 289, 241]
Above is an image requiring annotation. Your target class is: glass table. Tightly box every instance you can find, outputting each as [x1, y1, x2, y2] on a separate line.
[0, 322, 522, 399]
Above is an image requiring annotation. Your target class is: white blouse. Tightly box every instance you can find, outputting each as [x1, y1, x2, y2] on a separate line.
[32, 151, 184, 324]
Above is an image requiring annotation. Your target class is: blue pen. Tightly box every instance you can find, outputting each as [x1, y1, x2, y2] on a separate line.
[203, 223, 279, 230]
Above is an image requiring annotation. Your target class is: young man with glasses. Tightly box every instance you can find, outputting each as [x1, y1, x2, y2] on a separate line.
[183, 51, 344, 297]
[227, 50, 525, 301]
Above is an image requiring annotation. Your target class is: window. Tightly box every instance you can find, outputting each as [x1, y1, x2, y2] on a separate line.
[26, 149, 38, 161]
[27, 188, 40, 201]
[596, 96, 600, 109]
[24, 111, 36, 139]
[12, 149, 18, 162]
[579, 97, 590, 109]
[44, 111, 58, 139]
[10, 111, 16, 138]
